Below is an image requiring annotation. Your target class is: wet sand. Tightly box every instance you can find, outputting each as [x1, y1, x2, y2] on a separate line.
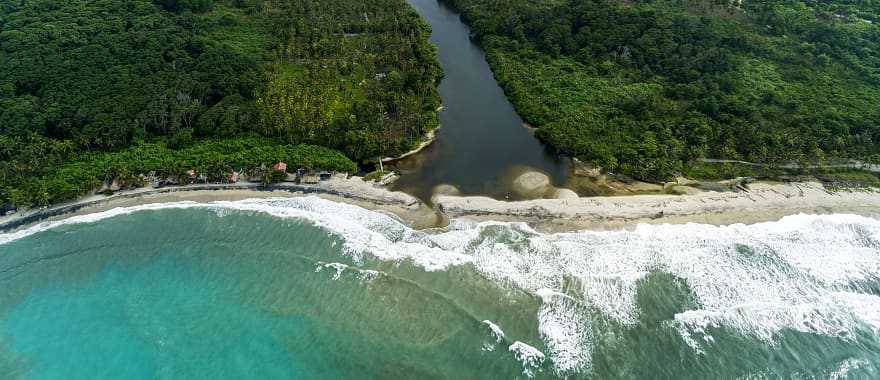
[435, 181, 880, 232]
[2, 176, 878, 234]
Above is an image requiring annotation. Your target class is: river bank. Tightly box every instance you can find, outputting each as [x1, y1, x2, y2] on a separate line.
[3, 175, 878, 234]
[390, 0, 570, 201]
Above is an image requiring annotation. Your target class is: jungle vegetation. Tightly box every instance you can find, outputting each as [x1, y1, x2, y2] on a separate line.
[444, 0, 880, 181]
[0, 0, 441, 207]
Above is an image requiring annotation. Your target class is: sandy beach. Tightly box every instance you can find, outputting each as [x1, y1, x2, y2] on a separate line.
[0, 176, 443, 232]
[436, 181, 880, 231]
[1, 174, 879, 234]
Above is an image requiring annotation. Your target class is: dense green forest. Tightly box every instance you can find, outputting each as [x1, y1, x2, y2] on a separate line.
[0, 0, 441, 207]
[444, 0, 880, 180]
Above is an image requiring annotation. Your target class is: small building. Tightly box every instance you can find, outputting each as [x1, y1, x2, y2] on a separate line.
[228, 170, 240, 183]
[186, 169, 197, 183]
[273, 162, 288, 172]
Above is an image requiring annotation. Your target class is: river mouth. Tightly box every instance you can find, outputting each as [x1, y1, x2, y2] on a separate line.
[391, 0, 570, 203]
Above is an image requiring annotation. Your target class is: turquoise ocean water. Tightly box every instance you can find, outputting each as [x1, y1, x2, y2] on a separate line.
[1, 197, 879, 379]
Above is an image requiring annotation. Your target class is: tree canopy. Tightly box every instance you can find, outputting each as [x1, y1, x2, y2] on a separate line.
[0, 0, 441, 207]
[445, 0, 880, 180]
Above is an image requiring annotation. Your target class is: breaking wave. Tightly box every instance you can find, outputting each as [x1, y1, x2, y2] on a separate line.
[2, 196, 879, 376]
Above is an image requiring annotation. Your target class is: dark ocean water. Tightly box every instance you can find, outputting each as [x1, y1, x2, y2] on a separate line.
[1, 197, 879, 379]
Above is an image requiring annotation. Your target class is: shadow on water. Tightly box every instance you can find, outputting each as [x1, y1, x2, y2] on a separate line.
[392, 0, 570, 203]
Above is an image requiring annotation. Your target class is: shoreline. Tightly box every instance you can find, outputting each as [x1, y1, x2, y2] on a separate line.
[0, 177, 441, 233]
[436, 181, 880, 231]
[381, 105, 443, 163]
[1, 177, 879, 234]
[381, 126, 440, 163]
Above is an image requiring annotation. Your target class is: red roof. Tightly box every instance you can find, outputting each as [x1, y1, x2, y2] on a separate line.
[273, 162, 288, 171]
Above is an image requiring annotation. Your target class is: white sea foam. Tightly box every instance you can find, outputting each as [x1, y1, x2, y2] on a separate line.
[537, 291, 592, 375]
[356, 269, 381, 282]
[481, 320, 505, 352]
[482, 320, 506, 343]
[830, 358, 870, 380]
[314, 262, 382, 282]
[508, 341, 546, 378]
[315, 262, 348, 280]
[3, 197, 880, 376]
[0, 201, 204, 245]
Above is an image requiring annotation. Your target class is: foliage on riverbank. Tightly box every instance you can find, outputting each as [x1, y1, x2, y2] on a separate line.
[682, 160, 880, 187]
[444, 0, 880, 181]
[0, 0, 441, 207]
[1, 138, 356, 207]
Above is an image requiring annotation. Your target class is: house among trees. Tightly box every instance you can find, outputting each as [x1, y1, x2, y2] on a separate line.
[273, 162, 288, 172]
[228, 170, 240, 183]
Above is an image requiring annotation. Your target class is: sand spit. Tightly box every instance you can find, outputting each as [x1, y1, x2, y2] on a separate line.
[434, 181, 880, 231]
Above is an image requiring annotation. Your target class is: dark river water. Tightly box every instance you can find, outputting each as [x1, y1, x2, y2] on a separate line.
[392, 0, 569, 202]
